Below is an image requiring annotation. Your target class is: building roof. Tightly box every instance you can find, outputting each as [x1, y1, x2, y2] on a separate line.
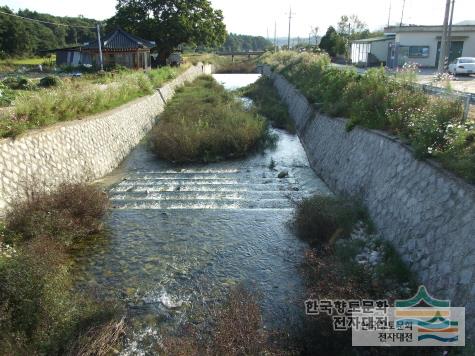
[384, 24, 475, 34]
[352, 35, 395, 44]
[83, 28, 156, 51]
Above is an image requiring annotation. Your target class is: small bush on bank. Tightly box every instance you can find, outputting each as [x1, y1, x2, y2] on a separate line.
[2, 76, 35, 90]
[5, 183, 109, 246]
[0, 82, 15, 106]
[241, 77, 295, 132]
[150, 75, 270, 163]
[293, 195, 367, 245]
[39, 75, 61, 88]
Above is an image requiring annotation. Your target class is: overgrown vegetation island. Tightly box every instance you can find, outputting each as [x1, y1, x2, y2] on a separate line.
[260, 51, 475, 183]
[150, 75, 271, 162]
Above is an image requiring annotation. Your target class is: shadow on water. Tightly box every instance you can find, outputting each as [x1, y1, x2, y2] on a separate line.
[72, 74, 332, 353]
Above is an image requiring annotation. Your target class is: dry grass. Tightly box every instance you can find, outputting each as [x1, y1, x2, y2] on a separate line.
[159, 284, 292, 356]
[68, 317, 126, 356]
[5, 183, 109, 246]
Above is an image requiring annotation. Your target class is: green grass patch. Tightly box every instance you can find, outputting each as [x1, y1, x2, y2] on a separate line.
[150, 75, 271, 163]
[0, 56, 55, 66]
[240, 77, 295, 133]
[0, 66, 185, 138]
[261, 51, 475, 183]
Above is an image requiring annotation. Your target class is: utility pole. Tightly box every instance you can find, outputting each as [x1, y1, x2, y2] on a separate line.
[438, 0, 452, 73]
[387, 0, 392, 27]
[447, 0, 456, 64]
[274, 21, 277, 52]
[287, 7, 295, 50]
[96, 23, 104, 72]
[400, 0, 406, 26]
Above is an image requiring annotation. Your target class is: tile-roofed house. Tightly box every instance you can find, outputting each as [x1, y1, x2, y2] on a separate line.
[55, 28, 156, 70]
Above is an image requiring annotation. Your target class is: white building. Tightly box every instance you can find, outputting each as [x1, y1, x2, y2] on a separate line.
[351, 36, 395, 67]
[385, 25, 475, 68]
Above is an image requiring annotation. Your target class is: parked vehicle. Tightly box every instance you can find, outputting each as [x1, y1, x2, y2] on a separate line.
[448, 57, 475, 76]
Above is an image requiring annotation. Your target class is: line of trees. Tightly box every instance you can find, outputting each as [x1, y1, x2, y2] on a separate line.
[319, 15, 383, 57]
[0, 6, 97, 58]
[220, 33, 273, 52]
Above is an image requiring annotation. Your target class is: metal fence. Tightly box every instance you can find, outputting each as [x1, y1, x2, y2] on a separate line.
[416, 83, 473, 122]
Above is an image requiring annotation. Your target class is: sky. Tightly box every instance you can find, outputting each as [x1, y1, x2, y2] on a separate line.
[2, 0, 474, 38]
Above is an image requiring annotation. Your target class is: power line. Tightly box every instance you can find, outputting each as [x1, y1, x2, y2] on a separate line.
[0, 10, 96, 29]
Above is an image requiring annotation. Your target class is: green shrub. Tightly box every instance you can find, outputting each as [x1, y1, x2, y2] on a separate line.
[344, 68, 395, 130]
[39, 75, 61, 88]
[147, 66, 179, 87]
[150, 75, 270, 162]
[5, 183, 109, 246]
[2, 76, 35, 90]
[405, 97, 463, 158]
[241, 77, 294, 132]
[294, 195, 366, 245]
[0, 82, 15, 106]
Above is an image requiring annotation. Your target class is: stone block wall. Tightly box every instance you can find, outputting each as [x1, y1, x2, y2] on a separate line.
[264, 66, 475, 337]
[0, 64, 213, 212]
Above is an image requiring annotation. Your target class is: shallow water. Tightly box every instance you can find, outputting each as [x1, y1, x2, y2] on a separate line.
[72, 74, 332, 353]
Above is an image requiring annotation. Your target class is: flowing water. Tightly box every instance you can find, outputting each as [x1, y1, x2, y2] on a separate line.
[72, 74, 332, 353]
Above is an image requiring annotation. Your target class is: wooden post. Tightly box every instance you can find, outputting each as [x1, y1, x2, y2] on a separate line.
[462, 94, 470, 123]
[96, 23, 104, 71]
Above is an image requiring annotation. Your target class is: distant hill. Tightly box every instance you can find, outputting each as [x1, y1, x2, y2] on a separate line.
[274, 36, 320, 48]
[455, 20, 475, 25]
[0, 6, 98, 57]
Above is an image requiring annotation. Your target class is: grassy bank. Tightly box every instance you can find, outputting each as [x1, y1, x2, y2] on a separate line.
[261, 51, 475, 183]
[0, 65, 186, 138]
[0, 183, 124, 355]
[150, 75, 271, 162]
[240, 77, 295, 133]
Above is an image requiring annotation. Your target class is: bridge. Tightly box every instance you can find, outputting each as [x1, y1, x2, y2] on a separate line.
[215, 51, 265, 61]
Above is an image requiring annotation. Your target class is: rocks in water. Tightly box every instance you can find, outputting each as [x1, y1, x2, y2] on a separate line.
[278, 170, 289, 179]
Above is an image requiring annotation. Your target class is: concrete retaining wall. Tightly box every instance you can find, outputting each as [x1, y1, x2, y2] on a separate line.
[263, 65, 475, 336]
[0, 64, 213, 211]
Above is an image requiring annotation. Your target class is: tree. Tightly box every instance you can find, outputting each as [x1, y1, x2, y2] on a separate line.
[319, 26, 341, 57]
[0, 6, 97, 57]
[107, 0, 227, 63]
[337, 14, 369, 40]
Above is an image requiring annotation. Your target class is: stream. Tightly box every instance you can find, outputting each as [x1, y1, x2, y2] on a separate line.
[72, 73, 332, 354]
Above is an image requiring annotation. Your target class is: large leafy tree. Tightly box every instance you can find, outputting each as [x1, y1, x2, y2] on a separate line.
[107, 0, 227, 62]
